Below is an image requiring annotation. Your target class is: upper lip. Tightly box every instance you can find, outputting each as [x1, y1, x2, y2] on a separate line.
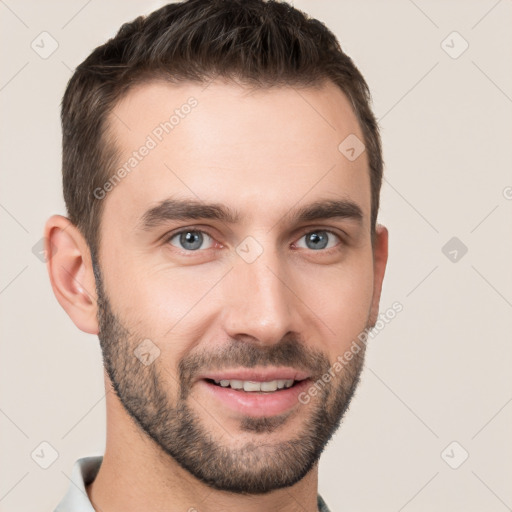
[198, 367, 311, 383]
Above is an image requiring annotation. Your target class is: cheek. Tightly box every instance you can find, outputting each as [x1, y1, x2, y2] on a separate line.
[302, 254, 374, 351]
[107, 259, 224, 341]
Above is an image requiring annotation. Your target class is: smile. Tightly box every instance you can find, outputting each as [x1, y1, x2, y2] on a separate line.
[209, 378, 298, 392]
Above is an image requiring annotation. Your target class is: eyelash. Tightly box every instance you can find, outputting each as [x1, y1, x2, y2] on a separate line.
[164, 227, 345, 256]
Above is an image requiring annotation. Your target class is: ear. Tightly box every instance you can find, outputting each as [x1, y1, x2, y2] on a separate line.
[368, 224, 389, 327]
[44, 215, 99, 334]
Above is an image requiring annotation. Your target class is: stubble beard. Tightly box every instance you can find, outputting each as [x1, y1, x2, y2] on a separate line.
[93, 260, 368, 494]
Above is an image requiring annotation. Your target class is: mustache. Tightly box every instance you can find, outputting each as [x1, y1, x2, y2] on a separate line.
[178, 335, 331, 387]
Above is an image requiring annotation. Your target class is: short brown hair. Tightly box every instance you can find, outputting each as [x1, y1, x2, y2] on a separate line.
[62, 0, 383, 258]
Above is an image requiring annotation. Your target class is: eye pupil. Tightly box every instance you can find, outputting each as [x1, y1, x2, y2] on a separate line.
[180, 231, 203, 250]
[306, 231, 328, 250]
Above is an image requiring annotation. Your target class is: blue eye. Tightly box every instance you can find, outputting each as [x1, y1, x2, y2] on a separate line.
[168, 230, 214, 251]
[296, 230, 341, 251]
[166, 228, 342, 254]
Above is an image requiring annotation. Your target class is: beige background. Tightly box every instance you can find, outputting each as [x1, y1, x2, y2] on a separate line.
[1, 1, 511, 511]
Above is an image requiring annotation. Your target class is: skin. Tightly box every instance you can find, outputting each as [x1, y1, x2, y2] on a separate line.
[45, 78, 388, 512]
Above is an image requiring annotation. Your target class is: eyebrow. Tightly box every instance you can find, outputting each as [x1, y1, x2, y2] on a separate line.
[139, 197, 363, 231]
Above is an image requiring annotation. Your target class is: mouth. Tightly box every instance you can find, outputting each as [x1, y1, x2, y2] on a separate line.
[196, 371, 313, 418]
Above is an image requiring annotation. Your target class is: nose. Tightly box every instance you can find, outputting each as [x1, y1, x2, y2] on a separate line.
[221, 241, 300, 346]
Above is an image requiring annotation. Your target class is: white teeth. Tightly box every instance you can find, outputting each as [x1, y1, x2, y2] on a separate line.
[260, 380, 278, 392]
[229, 379, 244, 390]
[212, 379, 295, 392]
[243, 381, 261, 392]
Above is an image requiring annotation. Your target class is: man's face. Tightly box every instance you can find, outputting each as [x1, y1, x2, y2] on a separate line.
[94, 79, 382, 493]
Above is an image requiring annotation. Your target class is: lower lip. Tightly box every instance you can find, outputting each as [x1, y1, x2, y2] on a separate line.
[198, 379, 311, 418]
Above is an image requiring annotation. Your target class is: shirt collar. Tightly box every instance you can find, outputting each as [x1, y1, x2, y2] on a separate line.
[54, 455, 102, 512]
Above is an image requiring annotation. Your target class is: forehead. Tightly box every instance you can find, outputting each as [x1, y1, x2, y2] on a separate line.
[103, 78, 370, 230]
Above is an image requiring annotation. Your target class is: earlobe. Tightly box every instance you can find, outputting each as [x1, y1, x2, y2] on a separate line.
[368, 224, 389, 327]
[44, 215, 99, 335]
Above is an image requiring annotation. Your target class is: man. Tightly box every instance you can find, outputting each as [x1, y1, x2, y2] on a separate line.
[46, 0, 388, 510]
